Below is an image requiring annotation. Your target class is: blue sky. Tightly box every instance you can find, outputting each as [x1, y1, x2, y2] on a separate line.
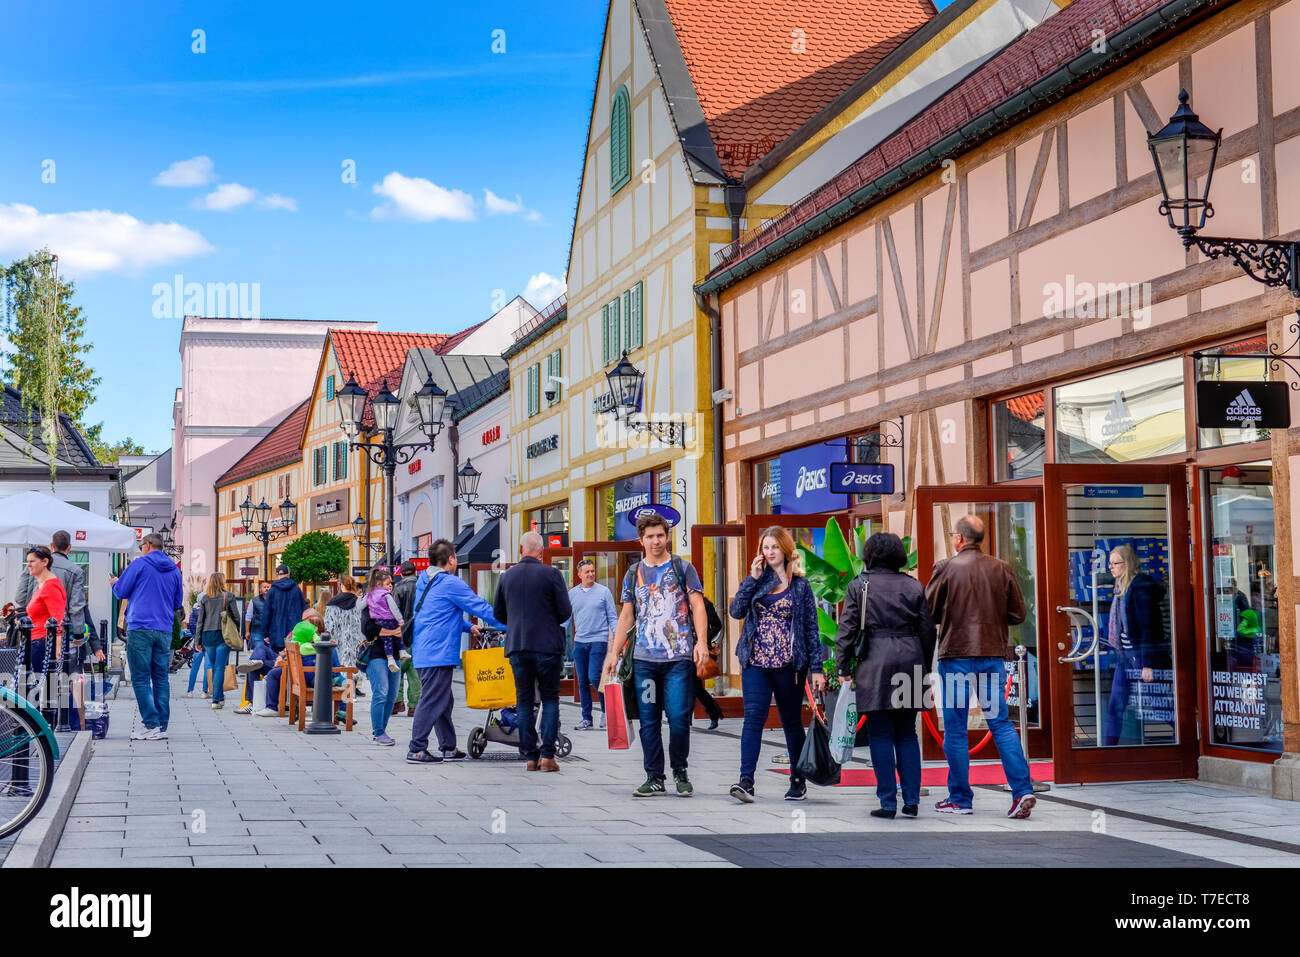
[0, 0, 605, 451]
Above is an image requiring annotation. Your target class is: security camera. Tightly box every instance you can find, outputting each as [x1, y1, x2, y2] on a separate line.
[544, 375, 569, 403]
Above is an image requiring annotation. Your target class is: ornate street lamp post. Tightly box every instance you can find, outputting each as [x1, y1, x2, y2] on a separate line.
[240, 494, 297, 576]
[336, 373, 447, 568]
[456, 459, 507, 520]
[601, 350, 684, 446]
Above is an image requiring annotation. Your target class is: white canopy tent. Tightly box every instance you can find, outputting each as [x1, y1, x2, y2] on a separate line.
[0, 490, 138, 552]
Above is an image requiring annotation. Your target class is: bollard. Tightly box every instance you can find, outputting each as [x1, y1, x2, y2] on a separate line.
[13, 616, 33, 793]
[305, 635, 340, 735]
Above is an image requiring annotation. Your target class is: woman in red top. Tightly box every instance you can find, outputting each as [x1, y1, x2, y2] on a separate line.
[25, 547, 67, 669]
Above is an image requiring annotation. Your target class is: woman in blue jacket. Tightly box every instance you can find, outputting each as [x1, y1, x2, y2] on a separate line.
[727, 526, 824, 803]
[1103, 545, 1169, 746]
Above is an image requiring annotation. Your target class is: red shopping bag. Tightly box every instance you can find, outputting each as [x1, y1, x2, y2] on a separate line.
[605, 680, 631, 750]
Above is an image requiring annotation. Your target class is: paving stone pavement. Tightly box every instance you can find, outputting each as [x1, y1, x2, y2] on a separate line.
[46, 671, 1300, 867]
[0, 729, 76, 867]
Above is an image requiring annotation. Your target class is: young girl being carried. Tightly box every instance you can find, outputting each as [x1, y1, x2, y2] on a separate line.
[364, 569, 409, 673]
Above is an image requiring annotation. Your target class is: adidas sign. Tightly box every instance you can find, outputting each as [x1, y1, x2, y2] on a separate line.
[1224, 388, 1263, 423]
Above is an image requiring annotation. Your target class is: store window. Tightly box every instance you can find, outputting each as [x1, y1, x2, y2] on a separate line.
[1196, 335, 1272, 450]
[1204, 463, 1280, 752]
[992, 391, 1047, 481]
[1054, 357, 1184, 464]
[596, 470, 673, 542]
[527, 503, 570, 547]
[752, 440, 849, 515]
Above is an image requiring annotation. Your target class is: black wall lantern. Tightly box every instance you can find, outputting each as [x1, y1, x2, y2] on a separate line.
[1148, 90, 1299, 297]
[600, 350, 684, 447]
[456, 458, 507, 520]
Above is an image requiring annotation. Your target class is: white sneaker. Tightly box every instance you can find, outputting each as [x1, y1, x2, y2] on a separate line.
[129, 727, 154, 740]
[210, 701, 224, 710]
[234, 704, 253, 714]
[199, 691, 210, 699]
[254, 708, 278, 718]
[181, 691, 196, 698]
[153, 728, 168, 739]
[599, 715, 606, 730]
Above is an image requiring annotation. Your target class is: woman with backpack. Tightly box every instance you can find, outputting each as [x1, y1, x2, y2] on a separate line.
[193, 573, 241, 710]
[835, 532, 935, 818]
[727, 525, 824, 803]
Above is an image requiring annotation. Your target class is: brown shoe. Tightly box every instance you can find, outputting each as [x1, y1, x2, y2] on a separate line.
[525, 760, 539, 771]
[392, 701, 406, 716]
[539, 758, 560, 772]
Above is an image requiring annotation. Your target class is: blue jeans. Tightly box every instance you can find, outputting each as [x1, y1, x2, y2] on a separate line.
[366, 657, 401, 737]
[633, 658, 694, 779]
[263, 653, 313, 712]
[572, 641, 607, 722]
[127, 628, 173, 731]
[187, 645, 209, 691]
[201, 633, 230, 704]
[1103, 657, 1137, 746]
[510, 651, 562, 761]
[866, 710, 922, 811]
[936, 656, 1032, 806]
[740, 665, 806, 784]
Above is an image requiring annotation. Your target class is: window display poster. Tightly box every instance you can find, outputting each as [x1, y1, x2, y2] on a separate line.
[1211, 670, 1267, 732]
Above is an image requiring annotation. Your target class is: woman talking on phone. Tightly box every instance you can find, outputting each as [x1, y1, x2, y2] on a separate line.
[727, 526, 823, 803]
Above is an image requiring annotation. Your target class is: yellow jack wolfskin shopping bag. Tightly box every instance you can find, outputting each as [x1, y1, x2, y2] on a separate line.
[461, 647, 517, 709]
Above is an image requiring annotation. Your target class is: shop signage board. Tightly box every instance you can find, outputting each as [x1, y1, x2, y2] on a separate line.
[309, 490, 350, 529]
[1083, 486, 1144, 498]
[1195, 380, 1290, 429]
[351, 565, 370, 578]
[776, 443, 847, 514]
[527, 435, 559, 459]
[239, 565, 259, 577]
[829, 462, 894, 496]
[611, 472, 652, 542]
[625, 503, 681, 529]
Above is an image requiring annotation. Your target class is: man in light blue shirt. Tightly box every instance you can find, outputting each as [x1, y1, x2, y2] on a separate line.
[405, 538, 505, 764]
[566, 558, 619, 730]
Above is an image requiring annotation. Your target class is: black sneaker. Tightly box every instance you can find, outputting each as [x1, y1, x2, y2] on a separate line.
[729, 779, 755, 804]
[406, 750, 442, 765]
[707, 717, 720, 730]
[784, 779, 807, 801]
[633, 776, 667, 797]
[441, 749, 467, 762]
[901, 804, 919, 818]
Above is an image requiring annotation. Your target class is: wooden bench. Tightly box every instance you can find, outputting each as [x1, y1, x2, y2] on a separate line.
[285, 642, 357, 731]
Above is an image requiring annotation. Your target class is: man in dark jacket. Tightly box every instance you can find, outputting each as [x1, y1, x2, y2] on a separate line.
[493, 531, 573, 771]
[391, 561, 422, 715]
[925, 514, 1034, 819]
[262, 565, 306, 652]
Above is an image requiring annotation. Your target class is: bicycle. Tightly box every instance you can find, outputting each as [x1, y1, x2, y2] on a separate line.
[0, 612, 63, 840]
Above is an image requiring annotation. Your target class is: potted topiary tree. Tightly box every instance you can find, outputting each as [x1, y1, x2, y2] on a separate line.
[280, 530, 349, 594]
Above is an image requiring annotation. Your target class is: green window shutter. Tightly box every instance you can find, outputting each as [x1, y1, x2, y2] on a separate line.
[601, 305, 610, 364]
[312, 448, 320, 486]
[611, 86, 631, 193]
[621, 290, 632, 350]
[340, 443, 347, 480]
[631, 281, 644, 349]
[608, 297, 621, 359]
[326, 375, 335, 401]
[527, 364, 540, 417]
[548, 350, 562, 405]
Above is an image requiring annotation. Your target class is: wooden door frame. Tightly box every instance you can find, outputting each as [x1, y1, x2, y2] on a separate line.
[915, 484, 1051, 760]
[1043, 463, 1199, 783]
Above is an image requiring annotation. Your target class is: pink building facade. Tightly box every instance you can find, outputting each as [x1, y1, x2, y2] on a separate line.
[171, 317, 376, 585]
[700, 0, 1300, 793]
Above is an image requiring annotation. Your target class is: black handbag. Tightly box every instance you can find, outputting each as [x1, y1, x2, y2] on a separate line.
[795, 708, 842, 787]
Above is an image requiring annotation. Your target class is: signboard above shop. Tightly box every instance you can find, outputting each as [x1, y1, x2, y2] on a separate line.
[830, 462, 894, 496]
[1195, 380, 1290, 429]
[626, 503, 681, 529]
[775, 443, 849, 514]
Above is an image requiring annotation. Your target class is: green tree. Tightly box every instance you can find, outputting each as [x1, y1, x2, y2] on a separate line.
[83, 425, 150, 465]
[1, 249, 101, 428]
[281, 531, 349, 585]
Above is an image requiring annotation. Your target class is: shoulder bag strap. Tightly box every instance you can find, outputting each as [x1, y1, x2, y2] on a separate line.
[414, 573, 443, 619]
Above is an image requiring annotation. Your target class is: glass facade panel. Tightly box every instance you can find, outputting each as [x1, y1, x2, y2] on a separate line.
[1054, 358, 1185, 464]
[1196, 336, 1272, 449]
[992, 391, 1046, 481]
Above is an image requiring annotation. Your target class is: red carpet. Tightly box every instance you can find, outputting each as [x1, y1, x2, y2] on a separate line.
[773, 762, 1054, 787]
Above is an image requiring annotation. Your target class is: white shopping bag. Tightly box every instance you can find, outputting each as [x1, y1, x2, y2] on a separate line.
[251, 679, 267, 712]
[829, 688, 858, 765]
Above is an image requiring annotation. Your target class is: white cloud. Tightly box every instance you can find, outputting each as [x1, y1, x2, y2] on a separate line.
[371, 172, 476, 222]
[524, 272, 566, 309]
[193, 183, 257, 211]
[0, 203, 213, 276]
[483, 189, 525, 215]
[259, 193, 298, 211]
[192, 183, 296, 212]
[153, 155, 216, 187]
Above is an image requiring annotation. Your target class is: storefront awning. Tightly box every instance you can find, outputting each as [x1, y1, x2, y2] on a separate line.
[456, 519, 499, 567]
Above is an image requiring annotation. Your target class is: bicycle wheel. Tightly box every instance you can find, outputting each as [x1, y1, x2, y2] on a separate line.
[0, 707, 54, 840]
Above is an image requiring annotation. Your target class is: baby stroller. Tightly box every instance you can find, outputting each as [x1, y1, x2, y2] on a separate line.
[169, 629, 199, 673]
[465, 628, 573, 760]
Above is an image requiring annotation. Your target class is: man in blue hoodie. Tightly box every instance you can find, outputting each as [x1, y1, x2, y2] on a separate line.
[110, 533, 183, 741]
[405, 539, 504, 764]
[262, 564, 307, 652]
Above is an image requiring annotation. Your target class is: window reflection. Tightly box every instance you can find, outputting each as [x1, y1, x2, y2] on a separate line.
[1055, 358, 1185, 464]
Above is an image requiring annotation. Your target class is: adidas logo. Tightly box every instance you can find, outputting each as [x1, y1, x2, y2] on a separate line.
[1224, 388, 1263, 423]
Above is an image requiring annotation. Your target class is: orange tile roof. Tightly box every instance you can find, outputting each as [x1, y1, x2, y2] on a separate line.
[661, 0, 935, 179]
[216, 398, 311, 488]
[330, 330, 450, 392]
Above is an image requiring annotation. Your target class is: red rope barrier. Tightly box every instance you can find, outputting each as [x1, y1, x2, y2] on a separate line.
[920, 671, 1016, 755]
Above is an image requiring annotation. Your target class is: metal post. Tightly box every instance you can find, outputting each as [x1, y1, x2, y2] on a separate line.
[305, 636, 340, 735]
[54, 619, 71, 733]
[384, 455, 396, 569]
[1014, 644, 1049, 793]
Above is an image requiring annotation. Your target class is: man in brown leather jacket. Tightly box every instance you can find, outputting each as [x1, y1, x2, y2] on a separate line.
[925, 515, 1036, 819]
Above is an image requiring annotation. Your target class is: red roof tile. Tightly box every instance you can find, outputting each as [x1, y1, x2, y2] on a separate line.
[1005, 392, 1045, 423]
[331, 330, 450, 393]
[708, 0, 1183, 277]
[216, 398, 311, 488]
[662, 0, 935, 178]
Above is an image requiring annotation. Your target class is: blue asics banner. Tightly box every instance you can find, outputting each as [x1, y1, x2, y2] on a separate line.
[830, 462, 895, 496]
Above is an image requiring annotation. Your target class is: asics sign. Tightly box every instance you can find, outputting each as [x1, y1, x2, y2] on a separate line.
[830, 462, 895, 495]
[1195, 380, 1289, 429]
